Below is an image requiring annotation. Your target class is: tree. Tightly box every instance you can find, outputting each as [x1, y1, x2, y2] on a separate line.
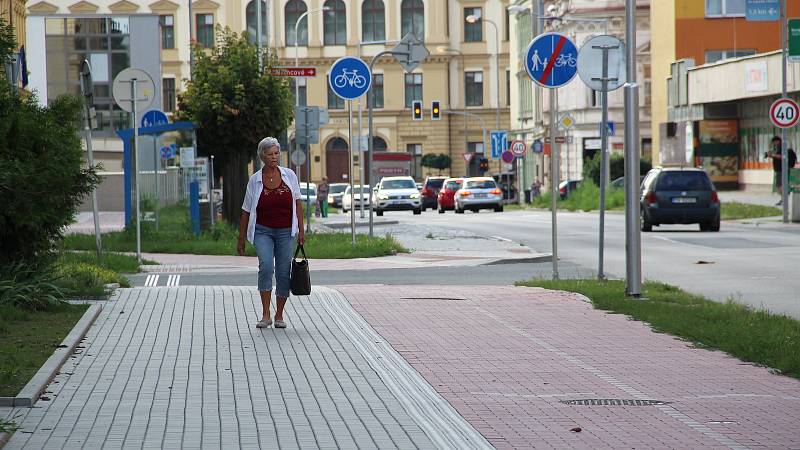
[0, 18, 100, 268]
[421, 153, 452, 175]
[177, 26, 294, 224]
[583, 152, 652, 186]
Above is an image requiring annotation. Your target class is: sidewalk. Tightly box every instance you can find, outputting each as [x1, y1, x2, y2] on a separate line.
[3, 285, 798, 448]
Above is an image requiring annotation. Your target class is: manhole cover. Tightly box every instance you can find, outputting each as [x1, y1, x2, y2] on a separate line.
[560, 399, 669, 406]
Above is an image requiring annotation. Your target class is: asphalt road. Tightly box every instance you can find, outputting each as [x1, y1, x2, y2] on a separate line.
[384, 209, 800, 318]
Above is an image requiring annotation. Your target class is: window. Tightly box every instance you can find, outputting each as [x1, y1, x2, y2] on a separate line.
[324, 0, 346, 45]
[159, 15, 174, 49]
[591, 89, 598, 107]
[285, 0, 308, 46]
[705, 49, 756, 63]
[705, 0, 745, 17]
[465, 71, 483, 106]
[467, 142, 484, 153]
[401, 0, 424, 40]
[506, 70, 510, 106]
[504, 9, 510, 41]
[407, 144, 422, 179]
[404, 73, 423, 108]
[196, 14, 214, 48]
[464, 7, 482, 42]
[362, 0, 385, 42]
[246, 1, 267, 45]
[371, 73, 384, 108]
[290, 77, 307, 106]
[163, 78, 176, 112]
[327, 74, 345, 109]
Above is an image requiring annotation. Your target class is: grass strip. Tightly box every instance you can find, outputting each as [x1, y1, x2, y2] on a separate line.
[721, 201, 781, 220]
[0, 304, 89, 397]
[515, 279, 800, 379]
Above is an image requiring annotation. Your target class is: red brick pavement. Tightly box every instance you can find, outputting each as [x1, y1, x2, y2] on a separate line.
[337, 285, 800, 449]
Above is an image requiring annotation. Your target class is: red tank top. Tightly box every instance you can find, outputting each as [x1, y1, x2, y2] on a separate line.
[256, 180, 293, 228]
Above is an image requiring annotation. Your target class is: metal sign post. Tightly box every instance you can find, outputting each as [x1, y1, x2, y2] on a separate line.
[348, 101, 356, 245]
[624, 0, 642, 297]
[358, 101, 365, 218]
[79, 60, 102, 257]
[578, 35, 626, 281]
[781, 0, 789, 222]
[525, 32, 579, 280]
[304, 107, 312, 233]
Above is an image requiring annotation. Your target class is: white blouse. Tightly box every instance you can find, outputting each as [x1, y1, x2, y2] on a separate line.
[241, 166, 301, 243]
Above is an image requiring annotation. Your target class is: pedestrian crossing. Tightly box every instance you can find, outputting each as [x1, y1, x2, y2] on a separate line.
[143, 274, 181, 287]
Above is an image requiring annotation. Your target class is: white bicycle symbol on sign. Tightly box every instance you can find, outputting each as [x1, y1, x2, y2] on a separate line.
[554, 53, 577, 68]
[334, 69, 367, 89]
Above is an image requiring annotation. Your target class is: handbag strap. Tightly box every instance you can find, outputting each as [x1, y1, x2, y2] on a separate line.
[294, 244, 307, 260]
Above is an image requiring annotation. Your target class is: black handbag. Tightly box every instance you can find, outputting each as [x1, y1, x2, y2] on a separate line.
[290, 244, 311, 295]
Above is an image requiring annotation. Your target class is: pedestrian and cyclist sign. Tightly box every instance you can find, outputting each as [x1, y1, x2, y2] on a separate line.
[770, 98, 800, 129]
[525, 32, 578, 88]
[329, 57, 371, 100]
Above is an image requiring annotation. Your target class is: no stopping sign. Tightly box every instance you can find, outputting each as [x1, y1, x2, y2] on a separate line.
[770, 98, 800, 128]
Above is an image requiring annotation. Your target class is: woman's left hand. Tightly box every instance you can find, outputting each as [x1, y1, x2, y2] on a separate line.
[298, 230, 305, 246]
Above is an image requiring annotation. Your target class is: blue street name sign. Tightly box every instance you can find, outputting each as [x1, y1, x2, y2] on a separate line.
[599, 121, 616, 137]
[532, 140, 544, 154]
[329, 57, 372, 100]
[745, 0, 780, 21]
[491, 131, 508, 158]
[141, 109, 169, 128]
[525, 32, 579, 88]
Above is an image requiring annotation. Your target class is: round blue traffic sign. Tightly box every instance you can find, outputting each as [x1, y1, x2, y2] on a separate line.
[532, 140, 543, 154]
[141, 109, 169, 128]
[329, 57, 372, 100]
[525, 33, 578, 88]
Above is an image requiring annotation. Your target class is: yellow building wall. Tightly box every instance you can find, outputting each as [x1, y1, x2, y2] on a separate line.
[1, 0, 26, 47]
[650, 0, 676, 166]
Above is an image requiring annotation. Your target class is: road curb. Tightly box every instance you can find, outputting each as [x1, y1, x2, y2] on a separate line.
[483, 254, 553, 265]
[0, 303, 103, 408]
[325, 220, 400, 229]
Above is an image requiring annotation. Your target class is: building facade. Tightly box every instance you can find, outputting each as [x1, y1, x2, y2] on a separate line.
[2, 0, 26, 44]
[651, 0, 800, 177]
[509, 0, 650, 191]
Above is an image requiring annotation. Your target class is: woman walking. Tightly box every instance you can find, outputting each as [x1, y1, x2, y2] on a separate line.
[238, 137, 305, 329]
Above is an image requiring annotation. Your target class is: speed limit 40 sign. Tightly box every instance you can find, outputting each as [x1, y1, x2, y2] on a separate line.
[770, 98, 800, 128]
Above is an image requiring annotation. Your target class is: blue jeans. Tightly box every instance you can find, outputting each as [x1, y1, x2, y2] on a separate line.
[253, 224, 294, 297]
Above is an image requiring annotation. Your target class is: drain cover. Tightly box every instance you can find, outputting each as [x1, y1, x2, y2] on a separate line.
[561, 399, 669, 406]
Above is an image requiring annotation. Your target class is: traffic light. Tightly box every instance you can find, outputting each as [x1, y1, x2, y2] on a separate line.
[412, 100, 423, 120]
[431, 101, 441, 120]
[478, 157, 489, 172]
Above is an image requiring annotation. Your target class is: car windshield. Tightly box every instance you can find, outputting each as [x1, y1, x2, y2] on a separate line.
[426, 179, 444, 189]
[445, 180, 463, 190]
[381, 179, 416, 189]
[330, 185, 348, 194]
[300, 188, 316, 195]
[347, 187, 369, 194]
[656, 172, 712, 191]
[465, 180, 496, 189]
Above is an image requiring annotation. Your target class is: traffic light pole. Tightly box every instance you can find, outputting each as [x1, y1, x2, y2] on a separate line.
[368, 50, 395, 238]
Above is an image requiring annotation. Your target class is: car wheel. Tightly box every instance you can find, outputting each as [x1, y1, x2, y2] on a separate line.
[472, 209, 479, 213]
[438, 206, 445, 214]
[641, 211, 653, 232]
[455, 204, 464, 214]
[413, 208, 422, 215]
[494, 204, 504, 212]
[376, 209, 383, 217]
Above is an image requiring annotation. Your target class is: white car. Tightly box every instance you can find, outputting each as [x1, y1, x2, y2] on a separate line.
[455, 177, 504, 213]
[374, 176, 421, 216]
[341, 184, 372, 212]
[326, 183, 349, 208]
[299, 182, 317, 206]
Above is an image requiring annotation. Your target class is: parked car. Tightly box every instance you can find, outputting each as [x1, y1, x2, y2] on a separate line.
[437, 178, 463, 213]
[341, 184, 372, 212]
[374, 176, 421, 216]
[640, 167, 720, 232]
[299, 182, 317, 206]
[326, 183, 349, 208]
[420, 176, 447, 211]
[610, 175, 645, 189]
[559, 180, 582, 200]
[455, 177, 503, 213]
[415, 182, 423, 191]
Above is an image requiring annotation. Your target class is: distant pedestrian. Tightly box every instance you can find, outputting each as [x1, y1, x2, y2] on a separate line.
[238, 137, 305, 329]
[766, 136, 797, 205]
[317, 177, 330, 218]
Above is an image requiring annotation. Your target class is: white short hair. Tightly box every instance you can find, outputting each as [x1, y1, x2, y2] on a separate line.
[257, 137, 280, 157]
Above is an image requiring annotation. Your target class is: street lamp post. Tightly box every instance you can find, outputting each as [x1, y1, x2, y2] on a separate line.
[437, 47, 466, 172]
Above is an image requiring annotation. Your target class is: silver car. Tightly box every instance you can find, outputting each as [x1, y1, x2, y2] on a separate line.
[454, 177, 503, 213]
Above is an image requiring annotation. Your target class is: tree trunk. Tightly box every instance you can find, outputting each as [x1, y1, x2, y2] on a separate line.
[222, 151, 251, 225]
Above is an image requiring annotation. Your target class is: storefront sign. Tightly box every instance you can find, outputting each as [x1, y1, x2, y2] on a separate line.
[789, 19, 800, 62]
[744, 61, 768, 92]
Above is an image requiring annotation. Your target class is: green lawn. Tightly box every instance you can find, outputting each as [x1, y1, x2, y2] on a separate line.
[63, 204, 406, 259]
[516, 279, 800, 379]
[0, 303, 89, 397]
[721, 201, 781, 220]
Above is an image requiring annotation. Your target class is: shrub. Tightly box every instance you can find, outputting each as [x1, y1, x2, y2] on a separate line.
[55, 262, 127, 295]
[583, 152, 652, 186]
[0, 265, 65, 311]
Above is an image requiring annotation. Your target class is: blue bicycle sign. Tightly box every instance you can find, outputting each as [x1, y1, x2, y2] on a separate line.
[329, 57, 371, 100]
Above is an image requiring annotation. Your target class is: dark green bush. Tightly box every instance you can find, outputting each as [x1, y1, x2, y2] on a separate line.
[0, 265, 65, 311]
[0, 43, 100, 267]
[583, 152, 652, 186]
